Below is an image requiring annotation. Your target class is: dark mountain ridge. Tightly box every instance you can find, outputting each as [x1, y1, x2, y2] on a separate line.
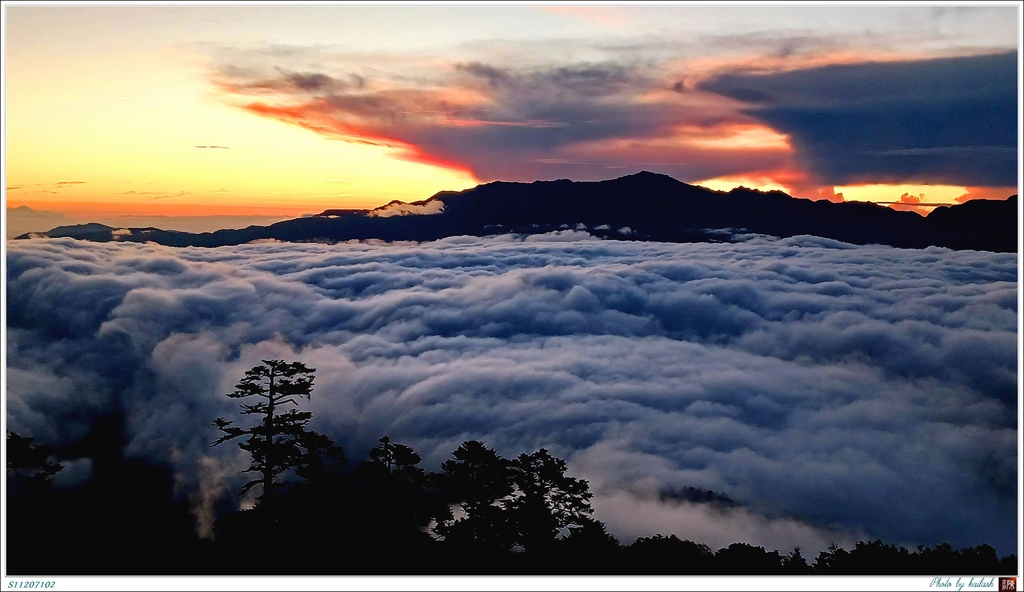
[14, 171, 1019, 251]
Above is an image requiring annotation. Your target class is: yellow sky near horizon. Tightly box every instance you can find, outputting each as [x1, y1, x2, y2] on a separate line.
[3, 5, 482, 219]
[3, 45, 479, 217]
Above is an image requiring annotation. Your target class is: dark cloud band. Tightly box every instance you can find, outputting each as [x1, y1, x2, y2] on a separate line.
[699, 51, 1019, 186]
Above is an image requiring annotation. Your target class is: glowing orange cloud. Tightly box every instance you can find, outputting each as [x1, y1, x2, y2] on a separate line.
[679, 123, 790, 151]
[696, 174, 792, 195]
[669, 48, 944, 91]
[241, 100, 476, 176]
[207, 52, 801, 184]
[209, 44, 1015, 194]
[888, 192, 930, 216]
[695, 163, 857, 204]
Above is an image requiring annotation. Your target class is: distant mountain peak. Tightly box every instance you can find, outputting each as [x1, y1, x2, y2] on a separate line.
[43, 223, 115, 238]
[616, 170, 680, 181]
[50, 222, 112, 232]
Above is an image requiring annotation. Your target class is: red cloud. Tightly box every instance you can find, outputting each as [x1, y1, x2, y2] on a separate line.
[211, 57, 794, 184]
[241, 100, 473, 175]
[889, 192, 930, 215]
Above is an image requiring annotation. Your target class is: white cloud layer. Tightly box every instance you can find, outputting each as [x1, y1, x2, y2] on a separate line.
[5, 233, 1018, 555]
[368, 199, 445, 218]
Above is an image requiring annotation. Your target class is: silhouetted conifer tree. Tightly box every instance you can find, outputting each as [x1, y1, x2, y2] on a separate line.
[436, 440, 515, 554]
[623, 534, 713, 574]
[782, 547, 813, 574]
[715, 542, 785, 574]
[212, 360, 344, 504]
[436, 441, 598, 560]
[506, 448, 594, 553]
[356, 436, 450, 551]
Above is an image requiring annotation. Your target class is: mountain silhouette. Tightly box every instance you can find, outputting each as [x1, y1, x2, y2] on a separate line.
[15, 172, 1018, 252]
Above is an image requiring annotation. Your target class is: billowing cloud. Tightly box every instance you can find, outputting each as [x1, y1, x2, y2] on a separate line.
[883, 192, 930, 215]
[5, 234, 1017, 555]
[367, 199, 445, 218]
[209, 47, 795, 184]
[698, 51, 1018, 188]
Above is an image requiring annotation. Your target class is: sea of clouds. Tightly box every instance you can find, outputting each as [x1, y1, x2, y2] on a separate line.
[5, 232, 1018, 555]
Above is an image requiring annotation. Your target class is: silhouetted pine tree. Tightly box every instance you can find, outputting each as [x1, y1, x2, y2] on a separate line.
[212, 360, 345, 505]
[436, 440, 516, 558]
[351, 436, 450, 559]
[622, 534, 713, 574]
[505, 448, 594, 554]
[210, 360, 346, 564]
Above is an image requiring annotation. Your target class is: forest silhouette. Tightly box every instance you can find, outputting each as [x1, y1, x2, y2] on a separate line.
[6, 360, 1018, 575]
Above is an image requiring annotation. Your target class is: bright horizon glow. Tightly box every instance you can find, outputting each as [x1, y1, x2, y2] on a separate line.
[834, 183, 1019, 211]
[694, 176, 792, 195]
[3, 4, 1019, 224]
[836, 184, 967, 204]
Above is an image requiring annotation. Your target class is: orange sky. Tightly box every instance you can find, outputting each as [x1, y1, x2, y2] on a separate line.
[3, 5, 1019, 228]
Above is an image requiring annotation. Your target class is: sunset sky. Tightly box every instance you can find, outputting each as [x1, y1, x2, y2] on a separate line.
[3, 3, 1021, 230]
[4, 5, 1022, 584]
